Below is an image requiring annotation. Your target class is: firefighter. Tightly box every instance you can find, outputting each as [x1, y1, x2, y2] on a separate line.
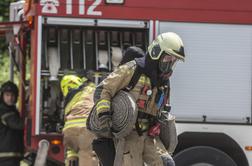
[119, 46, 176, 166]
[119, 46, 177, 166]
[91, 46, 146, 166]
[120, 46, 176, 166]
[93, 32, 185, 166]
[0, 81, 24, 166]
[61, 48, 125, 166]
[60, 75, 98, 166]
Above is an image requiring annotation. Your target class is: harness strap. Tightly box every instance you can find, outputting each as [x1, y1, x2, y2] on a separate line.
[124, 65, 142, 92]
[64, 81, 91, 107]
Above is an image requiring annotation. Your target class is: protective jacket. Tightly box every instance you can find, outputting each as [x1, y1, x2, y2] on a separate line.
[94, 60, 170, 134]
[94, 60, 171, 166]
[0, 103, 24, 164]
[63, 82, 95, 132]
[95, 60, 168, 117]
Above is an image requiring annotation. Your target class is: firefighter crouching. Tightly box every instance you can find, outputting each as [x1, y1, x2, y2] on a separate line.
[60, 75, 98, 166]
[90, 32, 185, 166]
[0, 81, 24, 166]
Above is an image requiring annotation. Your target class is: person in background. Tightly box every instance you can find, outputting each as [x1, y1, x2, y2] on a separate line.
[0, 81, 24, 166]
[60, 75, 98, 166]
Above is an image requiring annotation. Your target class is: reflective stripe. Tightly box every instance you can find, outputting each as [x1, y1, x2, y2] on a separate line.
[65, 118, 87, 124]
[96, 100, 110, 113]
[65, 88, 94, 115]
[97, 105, 110, 111]
[66, 149, 78, 158]
[63, 118, 87, 131]
[0, 152, 22, 158]
[1, 112, 15, 126]
[97, 99, 110, 106]
[138, 76, 151, 84]
[85, 86, 95, 92]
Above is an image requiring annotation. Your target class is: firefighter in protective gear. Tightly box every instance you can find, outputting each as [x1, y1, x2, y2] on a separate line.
[61, 75, 98, 166]
[0, 81, 24, 166]
[120, 46, 177, 166]
[91, 46, 145, 166]
[93, 32, 185, 166]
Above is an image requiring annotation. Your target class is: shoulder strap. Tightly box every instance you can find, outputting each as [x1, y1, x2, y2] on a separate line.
[124, 65, 142, 92]
[163, 79, 171, 112]
[64, 81, 91, 107]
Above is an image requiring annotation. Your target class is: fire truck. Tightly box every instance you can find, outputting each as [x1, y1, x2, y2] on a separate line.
[2, 0, 252, 165]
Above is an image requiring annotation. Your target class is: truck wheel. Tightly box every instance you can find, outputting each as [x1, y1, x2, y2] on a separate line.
[174, 146, 237, 166]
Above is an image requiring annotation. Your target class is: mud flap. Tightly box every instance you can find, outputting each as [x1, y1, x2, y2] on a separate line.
[92, 138, 115, 166]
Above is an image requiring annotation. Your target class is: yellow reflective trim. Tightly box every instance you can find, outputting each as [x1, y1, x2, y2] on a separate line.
[96, 100, 110, 111]
[83, 86, 95, 93]
[67, 153, 78, 158]
[145, 77, 151, 84]
[63, 119, 87, 131]
[138, 75, 151, 85]
[96, 99, 110, 113]
[66, 149, 78, 158]
[63, 123, 86, 131]
[65, 118, 87, 124]
[0, 152, 22, 158]
[97, 105, 110, 110]
[64, 119, 87, 127]
[139, 76, 145, 80]
[64, 87, 94, 115]
[97, 99, 110, 106]
[20, 160, 30, 166]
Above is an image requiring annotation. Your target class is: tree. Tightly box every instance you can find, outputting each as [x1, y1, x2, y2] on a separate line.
[0, 0, 16, 21]
[0, 0, 19, 85]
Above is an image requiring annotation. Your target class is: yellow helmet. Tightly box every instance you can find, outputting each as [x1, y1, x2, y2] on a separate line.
[148, 32, 185, 61]
[60, 75, 83, 97]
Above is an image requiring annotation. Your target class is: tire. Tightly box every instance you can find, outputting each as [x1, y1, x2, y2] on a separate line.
[174, 146, 237, 166]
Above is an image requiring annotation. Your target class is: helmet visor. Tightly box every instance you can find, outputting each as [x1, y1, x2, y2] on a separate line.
[149, 43, 163, 60]
[159, 53, 178, 73]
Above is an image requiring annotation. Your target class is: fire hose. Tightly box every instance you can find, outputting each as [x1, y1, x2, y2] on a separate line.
[87, 90, 138, 166]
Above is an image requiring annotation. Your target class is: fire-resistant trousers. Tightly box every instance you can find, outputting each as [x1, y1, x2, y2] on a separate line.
[122, 130, 164, 166]
[63, 127, 98, 166]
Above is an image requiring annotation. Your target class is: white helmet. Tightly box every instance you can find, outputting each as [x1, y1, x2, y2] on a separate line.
[148, 32, 185, 61]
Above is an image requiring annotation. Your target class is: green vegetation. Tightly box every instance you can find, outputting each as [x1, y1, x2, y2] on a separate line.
[0, 0, 16, 22]
[0, 52, 16, 85]
[0, 0, 23, 86]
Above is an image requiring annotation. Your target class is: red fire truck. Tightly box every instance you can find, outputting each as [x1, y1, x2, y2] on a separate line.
[3, 0, 252, 165]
